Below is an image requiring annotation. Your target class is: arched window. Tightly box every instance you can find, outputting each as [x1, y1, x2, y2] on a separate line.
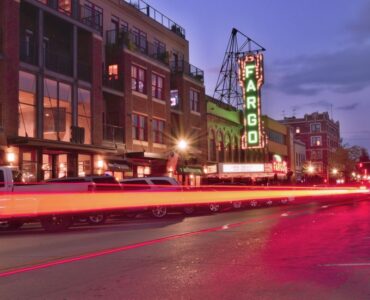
[208, 130, 216, 161]
[233, 136, 239, 162]
[217, 131, 224, 162]
[225, 133, 232, 162]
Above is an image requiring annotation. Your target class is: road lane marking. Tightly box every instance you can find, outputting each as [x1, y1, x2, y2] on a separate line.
[320, 263, 370, 267]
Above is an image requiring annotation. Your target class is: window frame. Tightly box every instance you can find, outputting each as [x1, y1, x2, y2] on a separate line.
[131, 65, 146, 94]
[132, 113, 148, 141]
[151, 73, 164, 100]
[152, 118, 165, 144]
[189, 89, 200, 113]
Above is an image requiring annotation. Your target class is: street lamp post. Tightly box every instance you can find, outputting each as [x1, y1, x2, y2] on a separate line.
[177, 139, 188, 186]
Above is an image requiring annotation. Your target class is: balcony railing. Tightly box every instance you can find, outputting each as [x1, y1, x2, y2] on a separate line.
[103, 73, 124, 91]
[103, 124, 124, 144]
[119, 0, 185, 39]
[106, 29, 169, 65]
[170, 60, 204, 83]
[45, 48, 72, 76]
[19, 36, 38, 65]
[36, 0, 102, 33]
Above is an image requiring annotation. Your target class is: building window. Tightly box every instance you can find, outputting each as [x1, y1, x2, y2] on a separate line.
[132, 27, 147, 53]
[131, 65, 146, 93]
[154, 39, 166, 61]
[295, 127, 300, 134]
[78, 88, 91, 144]
[311, 136, 322, 146]
[310, 123, 321, 133]
[108, 64, 118, 80]
[190, 89, 200, 112]
[152, 73, 164, 99]
[152, 119, 165, 144]
[311, 150, 323, 160]
[83, 1, 103, 31]
[58, 0, 72, 15]
[132, 114, 147, 141]
[19, 71, 36, 138]
[43, 79, 72, 142]
[268, 129, 286, 145]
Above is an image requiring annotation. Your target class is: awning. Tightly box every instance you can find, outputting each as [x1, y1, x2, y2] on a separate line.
[8, 137, 118, 154]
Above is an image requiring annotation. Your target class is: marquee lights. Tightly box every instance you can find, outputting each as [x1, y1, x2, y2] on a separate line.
[239, 54, 264, 149]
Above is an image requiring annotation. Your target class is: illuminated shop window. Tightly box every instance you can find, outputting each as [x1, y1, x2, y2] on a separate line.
[108, 64, 118, 80]
[78, 88, 92, 144]
[19, 71, 36, 137]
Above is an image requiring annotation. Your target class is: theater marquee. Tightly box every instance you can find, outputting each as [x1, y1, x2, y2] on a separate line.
[239, 54, 264, 149]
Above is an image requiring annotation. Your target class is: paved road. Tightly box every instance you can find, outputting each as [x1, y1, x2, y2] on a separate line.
[0, 197, 369, 300]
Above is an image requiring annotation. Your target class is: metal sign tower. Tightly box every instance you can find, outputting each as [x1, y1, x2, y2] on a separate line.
[213, 28, 265, 109]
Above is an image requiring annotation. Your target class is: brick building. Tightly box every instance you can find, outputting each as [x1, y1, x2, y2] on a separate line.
[280, 112, 340, 181]
[0, 0, 206, 182]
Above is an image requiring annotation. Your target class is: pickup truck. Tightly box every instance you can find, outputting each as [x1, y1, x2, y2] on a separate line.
[0, 166, 121, 232]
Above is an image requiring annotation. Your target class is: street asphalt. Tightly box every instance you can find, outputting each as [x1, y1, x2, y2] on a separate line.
[0, 196, 369, 300]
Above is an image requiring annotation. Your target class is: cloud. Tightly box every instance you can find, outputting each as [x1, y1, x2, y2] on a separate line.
[271, 45, 370, 96]
[336, 102, 359, 110]
[347, 2, 370, 43]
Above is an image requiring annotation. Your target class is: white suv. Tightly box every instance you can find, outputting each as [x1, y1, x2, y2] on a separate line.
[120, 177, 193, 218]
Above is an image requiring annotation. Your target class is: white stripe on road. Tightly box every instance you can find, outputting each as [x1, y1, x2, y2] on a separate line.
[320, 262, 370, 267]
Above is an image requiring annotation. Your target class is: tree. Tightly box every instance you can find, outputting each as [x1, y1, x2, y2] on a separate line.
[328, 145, 369, 181]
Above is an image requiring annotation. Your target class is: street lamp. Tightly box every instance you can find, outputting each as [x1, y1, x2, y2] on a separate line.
[307, 165, 314, 174]
[177, 139, 188, 185]
[332, 168, 338, 175]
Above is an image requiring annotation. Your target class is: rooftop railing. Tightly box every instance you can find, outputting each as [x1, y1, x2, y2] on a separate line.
[170, 60, 204, 83]
[120, 0, 185, 39]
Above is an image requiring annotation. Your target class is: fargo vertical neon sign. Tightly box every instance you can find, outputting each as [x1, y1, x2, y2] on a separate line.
[239, 54, 264, 149]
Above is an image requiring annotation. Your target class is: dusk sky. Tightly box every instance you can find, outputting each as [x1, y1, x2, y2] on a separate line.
[149, 0, 370, 150]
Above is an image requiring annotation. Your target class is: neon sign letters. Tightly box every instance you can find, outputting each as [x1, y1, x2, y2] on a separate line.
[239, 54, 264, 149]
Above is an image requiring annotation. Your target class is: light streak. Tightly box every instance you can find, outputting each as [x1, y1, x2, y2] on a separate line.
[0, 185, 368, 218]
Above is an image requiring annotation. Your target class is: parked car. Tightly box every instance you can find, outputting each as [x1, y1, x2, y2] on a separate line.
[120, 176, 185, 218]
[46, 175, 122, 226]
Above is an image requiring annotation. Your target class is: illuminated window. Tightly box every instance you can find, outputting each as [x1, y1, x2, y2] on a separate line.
[131, 65, 146, 93]
[152, 73, 164, 99]
[78, 88, 91, 144]
[58, 0, 72, 15]
[43, 79, 72, 142]
[152, 119, 165, 144]
[108, 64, 118, 80]
[295, 127, 300, 134]
[311, 136, 322, 147]
[132, 114, 147, 141]
[190, 89, 200, 112]
[19, 71, 36, 138]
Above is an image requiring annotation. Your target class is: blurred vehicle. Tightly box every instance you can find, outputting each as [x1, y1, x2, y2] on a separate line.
[121, 176, 187, 218]
[46, 175, 122, 226]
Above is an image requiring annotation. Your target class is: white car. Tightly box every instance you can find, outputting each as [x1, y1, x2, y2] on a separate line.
[120, 177, 185, 218]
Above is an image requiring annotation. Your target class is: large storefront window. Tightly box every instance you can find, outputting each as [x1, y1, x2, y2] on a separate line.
[21, 150, 37, 182]
[19, 71, 36, 137]
[43, 78, 72, 142]
[78, 154, 92, 176]
[78, 88, 91, 144]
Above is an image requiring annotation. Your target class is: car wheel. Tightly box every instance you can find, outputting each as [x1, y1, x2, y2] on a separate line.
[280, 198, 288, 204]
[151, 206, 167, 218]
[232, 201, 242, 209]
[265, 200, 273, 206]
[183, 206, 195, 215]
[249, 200, 258, 208]
[40, 215, 73, 232]
[87, 214, 107, 225]
[209, 203, 220, 213]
